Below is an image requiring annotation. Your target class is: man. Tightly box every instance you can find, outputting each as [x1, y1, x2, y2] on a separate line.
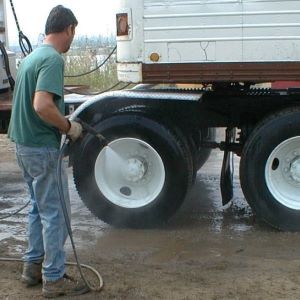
[8, 5, 88, 298]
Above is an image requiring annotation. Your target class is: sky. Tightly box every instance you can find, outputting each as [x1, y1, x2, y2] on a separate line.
[5, 0, 118, 46]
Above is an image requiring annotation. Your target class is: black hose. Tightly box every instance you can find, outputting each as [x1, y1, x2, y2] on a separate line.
[9, 0, 32, 56]
[0, 199, 29, 220]
[64, 46, 116, 78]
[57, 139, 90, 288]
[0, 41, 15, 90]
[57, 138, 102, 291]
[18, 31, 33, 56]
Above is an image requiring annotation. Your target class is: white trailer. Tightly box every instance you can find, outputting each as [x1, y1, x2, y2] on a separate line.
[117, 0, 300, 83]
[70, 0, 300, 231]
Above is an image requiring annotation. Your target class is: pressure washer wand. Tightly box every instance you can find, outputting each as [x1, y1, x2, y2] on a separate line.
[74, 118, 108, 146]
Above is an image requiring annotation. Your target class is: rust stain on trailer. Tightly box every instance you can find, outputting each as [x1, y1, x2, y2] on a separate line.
[142, 62, 300, 83]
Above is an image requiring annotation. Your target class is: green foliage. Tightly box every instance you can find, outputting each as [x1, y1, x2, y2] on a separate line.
[64, 37, 118, 92]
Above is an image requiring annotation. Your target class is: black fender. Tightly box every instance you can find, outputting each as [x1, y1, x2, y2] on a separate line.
[68, 89, 203, 124]
[66, 89, 204, 164]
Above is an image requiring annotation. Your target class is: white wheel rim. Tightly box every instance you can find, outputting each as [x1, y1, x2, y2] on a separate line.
[265, 136, 300, 210]
[94, 138, 165, 208]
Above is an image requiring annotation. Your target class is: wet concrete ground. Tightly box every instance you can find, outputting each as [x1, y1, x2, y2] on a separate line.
[1, 133, 300, 299]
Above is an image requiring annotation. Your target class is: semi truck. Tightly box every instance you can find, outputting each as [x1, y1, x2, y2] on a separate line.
[68, 0, 300, 232]
[2, 0, 300, 231]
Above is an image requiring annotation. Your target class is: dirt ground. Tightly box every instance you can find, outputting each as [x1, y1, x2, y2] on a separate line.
[1, 133, 300, 300]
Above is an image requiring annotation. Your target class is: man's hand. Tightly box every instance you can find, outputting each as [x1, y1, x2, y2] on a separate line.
[67, 120, 82, 141]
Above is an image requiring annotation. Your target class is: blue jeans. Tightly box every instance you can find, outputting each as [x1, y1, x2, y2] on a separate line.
[16, 144, 70, 282]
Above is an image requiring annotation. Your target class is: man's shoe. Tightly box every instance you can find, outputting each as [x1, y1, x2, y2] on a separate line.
[42, 274, 90, 298]
[21, 261, 43, 286]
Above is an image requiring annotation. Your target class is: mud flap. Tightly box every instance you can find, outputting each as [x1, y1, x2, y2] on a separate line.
[220, 149, 233, 205]
[220, 127, 236, 205]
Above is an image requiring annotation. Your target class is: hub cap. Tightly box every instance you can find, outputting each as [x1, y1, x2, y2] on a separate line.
[94, 138, 165, 208]
[265, 136, 300, 209]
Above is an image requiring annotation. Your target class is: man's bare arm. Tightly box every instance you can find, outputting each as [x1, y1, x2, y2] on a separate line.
[33, 91, 70, 133]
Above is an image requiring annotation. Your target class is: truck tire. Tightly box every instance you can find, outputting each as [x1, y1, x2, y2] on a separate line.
[240, 107, 300, 231]
[73, 114, 193, 228]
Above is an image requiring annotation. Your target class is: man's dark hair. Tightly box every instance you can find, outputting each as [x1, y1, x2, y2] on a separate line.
[45, 5, 78, 35]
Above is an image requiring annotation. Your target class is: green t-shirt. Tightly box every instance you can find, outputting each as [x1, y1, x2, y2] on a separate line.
[8, 44, 65, 149]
